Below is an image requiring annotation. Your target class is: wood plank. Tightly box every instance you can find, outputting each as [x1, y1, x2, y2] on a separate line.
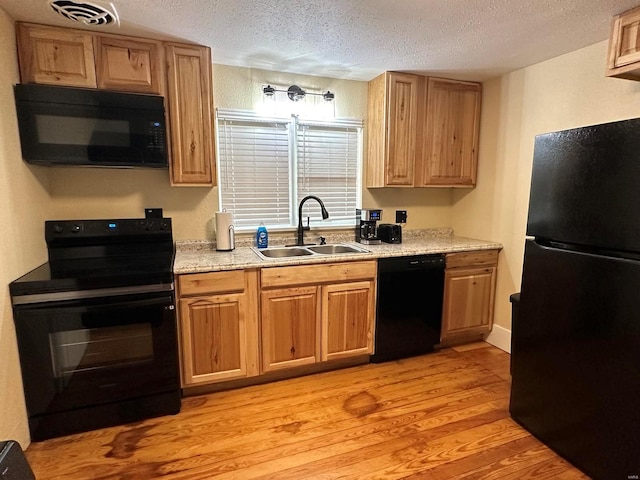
[25, 344, 588, 480]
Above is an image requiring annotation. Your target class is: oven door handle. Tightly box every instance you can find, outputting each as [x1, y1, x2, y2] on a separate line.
[20, 294, 175, 315]
[12, 283, 174, 306]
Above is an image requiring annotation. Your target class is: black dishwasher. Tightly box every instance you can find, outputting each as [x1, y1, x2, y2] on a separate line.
[371, 254, 445, 363]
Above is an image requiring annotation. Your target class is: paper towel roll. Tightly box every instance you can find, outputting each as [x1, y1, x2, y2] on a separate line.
[215, 211, 235, 251]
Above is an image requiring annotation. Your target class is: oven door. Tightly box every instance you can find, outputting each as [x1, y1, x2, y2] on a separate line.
[13, 291, 179, 417]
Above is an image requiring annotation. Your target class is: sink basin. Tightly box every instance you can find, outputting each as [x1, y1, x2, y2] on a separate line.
[307, 244, 367, 255]
[256, 247, 313, 258]
[253, 243, 368, 260]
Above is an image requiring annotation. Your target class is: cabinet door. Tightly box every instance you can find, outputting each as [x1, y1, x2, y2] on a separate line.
[422, 77, 481, 187]
[94, 35, 164, 94]
[165, 43, 216, 186]
[321, 281, 374, 361]
[261, 286, 320, 372]
[441, 266, 496, 340]
[179, 293, 249, 385]
[385, 72, 418, 186]
[17, 23, 96, 87]
[611, 6, 640, 68]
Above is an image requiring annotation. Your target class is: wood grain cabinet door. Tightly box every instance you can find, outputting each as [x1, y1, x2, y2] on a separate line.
[421, 77, 481, 187]
[321, 281, 374, 361]
[441, 266, 496, 340]
[385, 72, 419, 186]
[165, 43, 215, 186]
[261, 286, 320, 372]
[17, 23, 97, 87]
[179, 293, 248, 385]
[607, 6, 640, 80]
[94, 35, 164, 94]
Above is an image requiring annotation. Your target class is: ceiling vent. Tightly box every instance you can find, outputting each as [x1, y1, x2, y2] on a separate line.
[49, 0, 120, 26]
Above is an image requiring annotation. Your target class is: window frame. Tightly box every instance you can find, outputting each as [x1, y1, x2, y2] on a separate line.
[216, 108, 363, 233]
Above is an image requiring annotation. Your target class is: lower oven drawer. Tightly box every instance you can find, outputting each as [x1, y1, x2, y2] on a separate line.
[12, 292, 180, 418]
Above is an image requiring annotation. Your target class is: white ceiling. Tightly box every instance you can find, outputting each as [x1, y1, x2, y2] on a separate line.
[1, 0, 640, 82]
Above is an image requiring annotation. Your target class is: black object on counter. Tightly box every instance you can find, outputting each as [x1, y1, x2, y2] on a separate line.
[377, 223, 402, 244]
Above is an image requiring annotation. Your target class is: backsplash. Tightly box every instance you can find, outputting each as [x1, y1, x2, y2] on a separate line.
[176, 228, 454, 252]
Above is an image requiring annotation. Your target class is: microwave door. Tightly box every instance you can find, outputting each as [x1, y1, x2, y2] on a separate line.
[18, 104, 148, 166]
[14, 85, 167, 168]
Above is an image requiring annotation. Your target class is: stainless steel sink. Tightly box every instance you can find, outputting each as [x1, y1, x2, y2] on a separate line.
[307, 244, 367, 255]
[253, 243, 368, 260]
[256, 247, 313, 258]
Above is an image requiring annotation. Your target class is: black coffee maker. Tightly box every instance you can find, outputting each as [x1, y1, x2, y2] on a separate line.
[356, 208, 382, 244]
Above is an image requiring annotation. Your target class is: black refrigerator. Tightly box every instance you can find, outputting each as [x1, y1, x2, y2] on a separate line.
[510, 118, 640, 480]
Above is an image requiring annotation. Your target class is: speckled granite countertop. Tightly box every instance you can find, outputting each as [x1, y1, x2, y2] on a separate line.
[174, 228, 502, 274]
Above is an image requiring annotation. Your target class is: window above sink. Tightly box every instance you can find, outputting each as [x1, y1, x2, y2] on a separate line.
[216, 109, 363, 232]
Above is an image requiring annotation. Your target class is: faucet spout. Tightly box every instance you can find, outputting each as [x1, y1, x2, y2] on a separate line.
[297, 195, 329, 246]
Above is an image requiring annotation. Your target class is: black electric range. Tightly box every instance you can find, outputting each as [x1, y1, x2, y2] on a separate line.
[9, 217, 181, 441]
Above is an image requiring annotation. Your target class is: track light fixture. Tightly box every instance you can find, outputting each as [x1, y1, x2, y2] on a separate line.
[262, 84, 335, 102]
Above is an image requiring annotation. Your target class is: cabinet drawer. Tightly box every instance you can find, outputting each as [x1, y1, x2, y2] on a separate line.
[446, 249, 499, 268]
[178, 270, 245, 296]
[261, 261, 377, 288]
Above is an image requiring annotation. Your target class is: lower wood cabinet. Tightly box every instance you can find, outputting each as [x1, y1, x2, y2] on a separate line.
[261, 286, 320, 372]
[177, 269, 259, 386]
[322, 281, 375, 361]
[441, 250, 499, 341]
[176, 251, 498, 389]
[260, 261, 376, 373]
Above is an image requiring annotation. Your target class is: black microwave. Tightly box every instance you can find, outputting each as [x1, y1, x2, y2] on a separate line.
[14, 84, 168, 168]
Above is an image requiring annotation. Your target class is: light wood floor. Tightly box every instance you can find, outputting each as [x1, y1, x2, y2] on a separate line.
[25, 342, 589, 479]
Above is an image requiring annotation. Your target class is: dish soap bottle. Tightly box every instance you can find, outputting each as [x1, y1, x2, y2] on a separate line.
[256, 222, 268, 249]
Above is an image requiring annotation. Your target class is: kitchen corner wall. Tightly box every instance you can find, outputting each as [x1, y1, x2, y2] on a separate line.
[0, 9, 51, 447]
[451, 40, 640, 340]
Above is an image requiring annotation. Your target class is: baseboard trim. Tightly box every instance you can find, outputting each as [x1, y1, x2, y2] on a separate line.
[484, 325, 512, 353]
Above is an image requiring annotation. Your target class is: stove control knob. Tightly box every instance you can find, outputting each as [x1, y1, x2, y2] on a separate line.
[71, 224, 81, 233]
[53, 225, 63, 234]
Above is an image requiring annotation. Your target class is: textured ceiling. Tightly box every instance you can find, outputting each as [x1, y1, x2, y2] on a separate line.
[1, 0, 639, 81]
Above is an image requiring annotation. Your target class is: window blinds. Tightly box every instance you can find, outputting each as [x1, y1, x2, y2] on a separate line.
[217, 110, 362, 230]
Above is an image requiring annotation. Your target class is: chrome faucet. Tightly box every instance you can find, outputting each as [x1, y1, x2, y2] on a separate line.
[297, 195, 329, 246]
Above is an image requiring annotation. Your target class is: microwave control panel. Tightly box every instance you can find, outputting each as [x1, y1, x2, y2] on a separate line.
[147, 121, 166, 150]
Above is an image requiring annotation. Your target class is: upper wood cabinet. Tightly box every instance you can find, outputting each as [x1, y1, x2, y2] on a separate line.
[165, 43, 216, 186]
[607, 6, 640, 80]
[17, 23, 97, 88]
[419, 77, 481, 187]
[94, 35, 165, 94]
[441, 249, 499, 342]
[366, 71, 481, 188]
[17, 23, 164, 94]
[367, 72, 420, 187]
[16, 23, 217, 187]
[177, 269, 259, 387]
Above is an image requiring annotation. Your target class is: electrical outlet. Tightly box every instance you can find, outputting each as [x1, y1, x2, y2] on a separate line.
[395, 210, 407, 223]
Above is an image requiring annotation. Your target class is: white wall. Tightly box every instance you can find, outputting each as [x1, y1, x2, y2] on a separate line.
[452, 40, 640, 338]
[0, 9, 52, 447]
